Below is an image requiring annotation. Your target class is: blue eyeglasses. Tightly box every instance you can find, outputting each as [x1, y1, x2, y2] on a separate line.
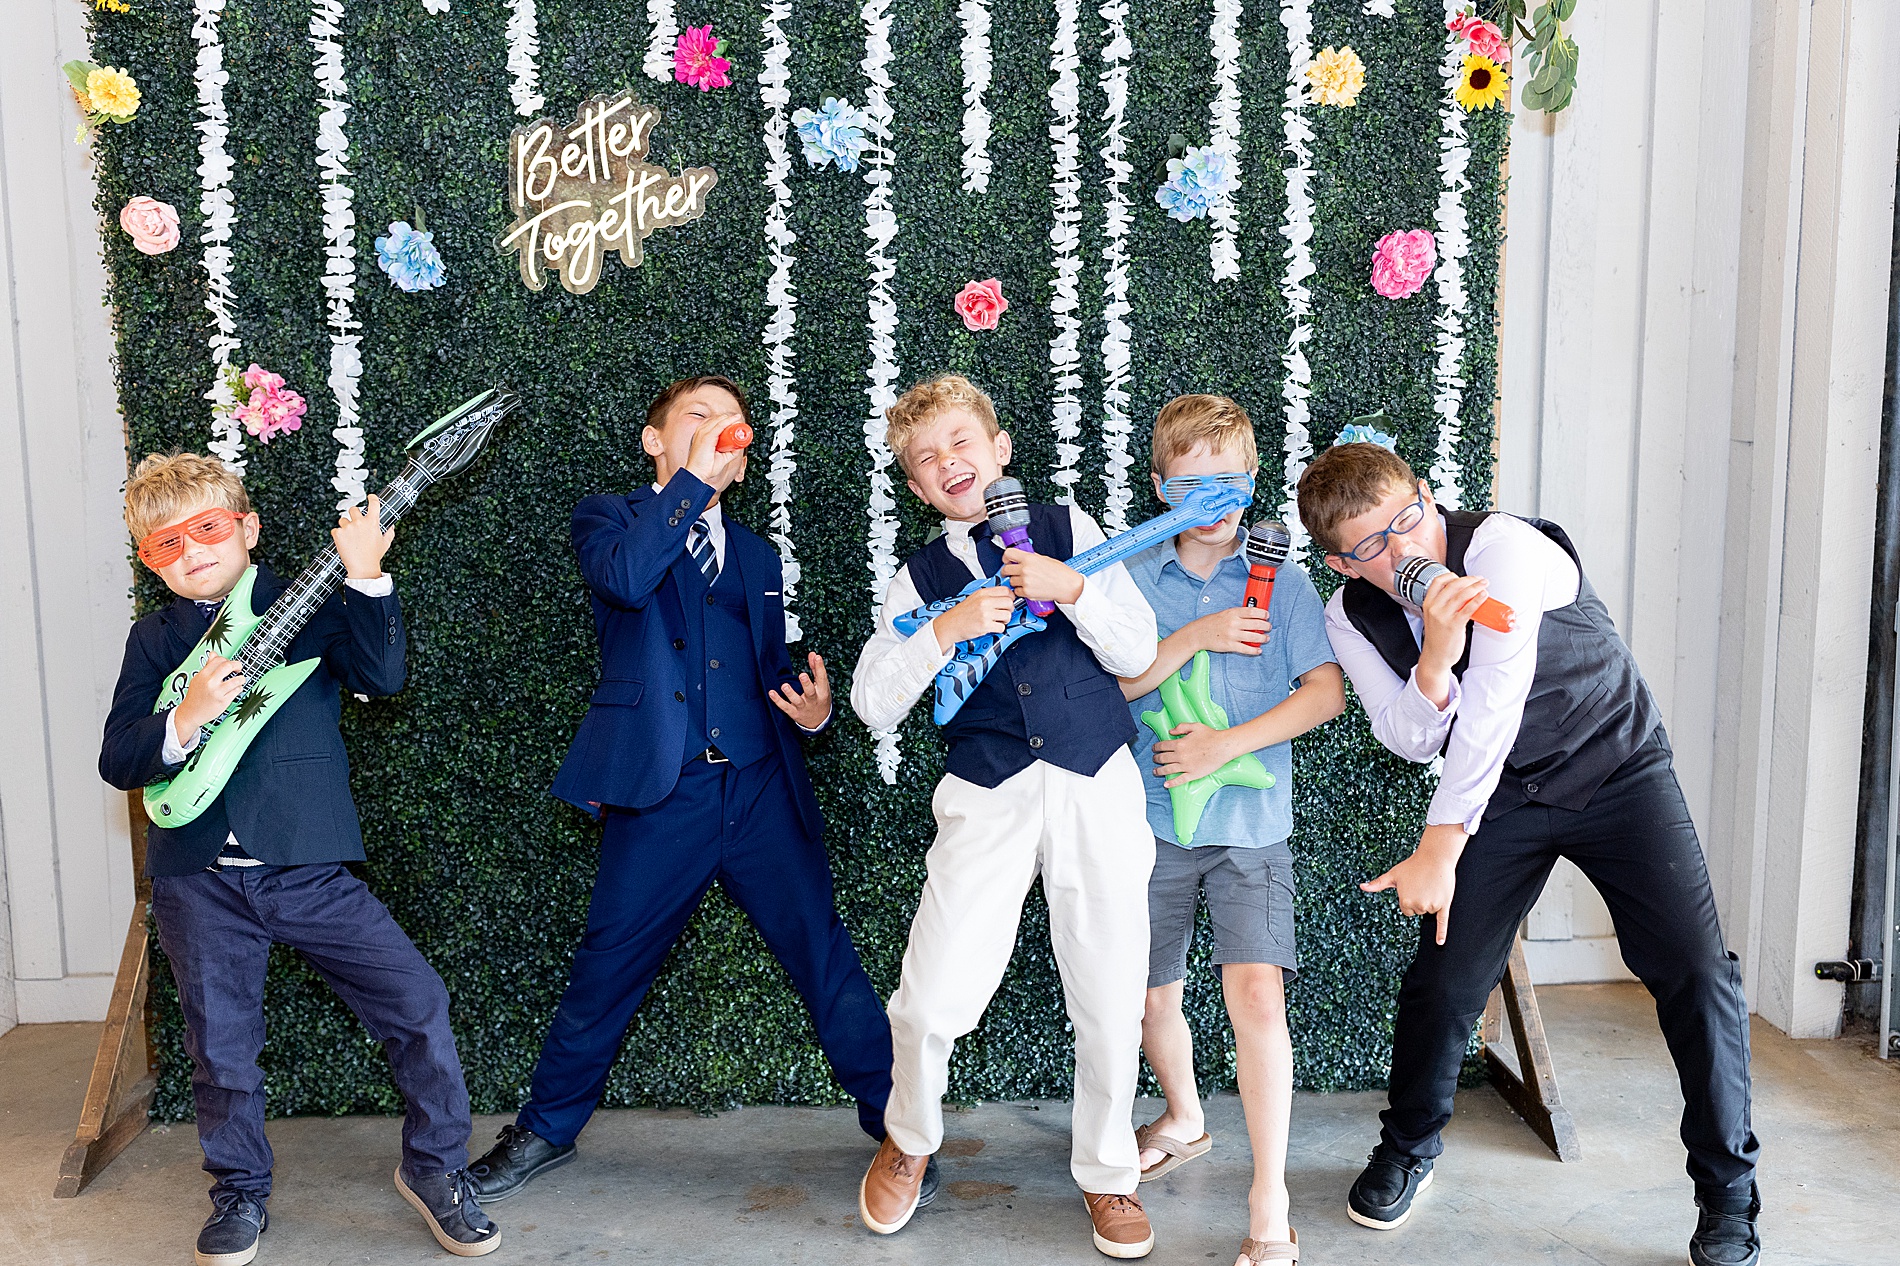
[1159, 472, 1255, 506]
[1334, 489, 1428, 563]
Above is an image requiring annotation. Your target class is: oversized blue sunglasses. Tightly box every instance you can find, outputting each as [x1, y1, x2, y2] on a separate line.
[1159, 471, 1256, 506]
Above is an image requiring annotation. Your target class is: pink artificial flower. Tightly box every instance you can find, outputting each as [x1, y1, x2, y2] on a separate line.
[1370, 229, 1436, 299]
[233, 363, 307, 444]
[674, 25, 731, 92]
[119, 196, 179, 255]
[1448, 11, 1510, 63]
[954, 278, 1009, 332]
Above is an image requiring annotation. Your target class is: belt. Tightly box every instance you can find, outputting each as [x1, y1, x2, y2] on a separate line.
[693, 746, 730, 765]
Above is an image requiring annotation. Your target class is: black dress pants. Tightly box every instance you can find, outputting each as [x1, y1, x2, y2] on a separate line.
[1380, 728, 1760, 1194]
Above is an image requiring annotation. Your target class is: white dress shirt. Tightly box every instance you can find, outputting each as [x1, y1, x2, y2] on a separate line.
[851, 504, 1159, 733]
[1324, 512, 1580, 834]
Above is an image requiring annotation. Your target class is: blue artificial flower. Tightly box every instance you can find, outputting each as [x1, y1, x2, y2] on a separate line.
[375, 221, 446, 293]
[791, 97, 872, 173]
[1335, 422, 1399, 451]
[1154, 145, 1239, 223]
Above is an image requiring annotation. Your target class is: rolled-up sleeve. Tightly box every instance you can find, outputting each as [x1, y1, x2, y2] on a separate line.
[850, 563, 955, 732]
[1324, 593, 1459, 763]
[1059, 504, 1158, 679]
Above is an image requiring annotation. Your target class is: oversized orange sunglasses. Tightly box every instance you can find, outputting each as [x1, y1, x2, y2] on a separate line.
[136, 508, 248, 570]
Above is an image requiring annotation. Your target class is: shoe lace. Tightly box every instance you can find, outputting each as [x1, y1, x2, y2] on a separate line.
[1096, 1193, 1143, 1216]
[209, 1190, 262, 1224]
[496, 1122, 534, 1155]
[446, 1168, 495, 1232]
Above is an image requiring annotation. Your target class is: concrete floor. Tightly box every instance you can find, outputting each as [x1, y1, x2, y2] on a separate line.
[1, 983, 1894, 1265]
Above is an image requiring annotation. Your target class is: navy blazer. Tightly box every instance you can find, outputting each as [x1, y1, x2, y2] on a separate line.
[549, 469, 825, 837]
[99, 565, 406, 876]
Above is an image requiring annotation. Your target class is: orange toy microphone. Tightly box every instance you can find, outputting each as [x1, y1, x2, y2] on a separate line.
[716, 421, 754, 453]
[1394, 554, 1516, 633]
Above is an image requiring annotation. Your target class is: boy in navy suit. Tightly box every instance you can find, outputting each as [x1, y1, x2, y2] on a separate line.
[469, 376, 901, 1202]
[100, 452, 498, 1265]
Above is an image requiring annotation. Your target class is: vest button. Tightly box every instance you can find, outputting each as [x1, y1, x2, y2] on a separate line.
[710, 658, 721, 668]
[707, 595, 717, 605]
[673, 638, 686, 650]
[674, 691, 685, 702]
[1017, 682, 1032, 696]
[1526, 782, 1540, 795]
[1029, 735, 1044, 749]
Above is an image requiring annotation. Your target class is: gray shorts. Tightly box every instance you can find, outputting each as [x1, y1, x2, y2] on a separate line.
[1147, 837, 1298, 988]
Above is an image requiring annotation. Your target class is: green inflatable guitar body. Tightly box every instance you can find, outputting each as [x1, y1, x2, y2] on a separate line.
[143, 388, 519, 827]
[1140, 650, 1274, 846]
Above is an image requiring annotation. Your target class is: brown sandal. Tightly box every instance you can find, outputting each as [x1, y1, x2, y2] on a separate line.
[1134, 1121, 1213, 1182]
[1240, 1228, 1299, 1263]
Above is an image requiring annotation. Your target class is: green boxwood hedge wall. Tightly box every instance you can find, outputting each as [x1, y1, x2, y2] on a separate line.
[86, 0, 1505, 1120]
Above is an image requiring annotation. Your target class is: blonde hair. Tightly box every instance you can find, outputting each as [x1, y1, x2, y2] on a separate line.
[1149, 394, 1258, 476]
[885, 374, 1000, 473]
[124, 451, 252, 541]
[1295, 442, 1417, 553]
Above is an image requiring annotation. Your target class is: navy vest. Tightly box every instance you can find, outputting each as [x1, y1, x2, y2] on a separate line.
[906, 505, 1135, 788]
[685, 556, 773, 767]
[1341, 510, 1660, 821]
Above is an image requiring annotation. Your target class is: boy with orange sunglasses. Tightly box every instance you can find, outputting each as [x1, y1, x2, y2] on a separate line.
[99, 451, 501, 1265]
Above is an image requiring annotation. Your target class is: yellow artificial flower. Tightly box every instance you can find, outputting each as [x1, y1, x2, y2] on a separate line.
[1454, 54, 1508, 112]
[94, 0, 132, 12]
[1306, 45, 1366, 108]
[85, 66, 141, 120]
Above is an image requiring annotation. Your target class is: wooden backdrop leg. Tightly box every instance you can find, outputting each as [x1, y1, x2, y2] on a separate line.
[1481, 934, 1582, 1162]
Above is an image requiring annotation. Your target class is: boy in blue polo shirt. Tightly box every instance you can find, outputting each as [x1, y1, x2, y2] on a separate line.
[1119, 396, 1344, 1266]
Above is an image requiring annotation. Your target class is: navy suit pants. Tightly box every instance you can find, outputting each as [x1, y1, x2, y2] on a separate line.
[519, 753, 893, 1146]
[151, 864, 472, 1199]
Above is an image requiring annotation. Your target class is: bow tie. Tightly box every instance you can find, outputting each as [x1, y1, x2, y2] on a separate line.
[194, 600, 222, 619]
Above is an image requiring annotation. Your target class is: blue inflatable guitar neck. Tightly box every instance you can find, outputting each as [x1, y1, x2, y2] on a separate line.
[893, 482, 1252, 724]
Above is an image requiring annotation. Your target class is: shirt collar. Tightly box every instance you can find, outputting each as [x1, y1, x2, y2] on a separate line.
[1159, 535, 1246, 580]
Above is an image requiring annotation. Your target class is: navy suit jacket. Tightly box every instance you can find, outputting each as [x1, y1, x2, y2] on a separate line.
[549, 469, 826, 838]
[99, 565, 406, 876]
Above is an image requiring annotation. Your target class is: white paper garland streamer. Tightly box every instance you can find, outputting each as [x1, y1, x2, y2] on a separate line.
[1207, 0, 1243, 282]
[958, 0, 993, 193]
[644, 0, 679, 82]
[1097, 0, 1134, 531]
[1363, 0, 1395, 15]
[504, 0, 545, 117]
[193, 0, 244, 472]
[310, 0, 364, 509]
[760, 1, 803, 643]
[1276, 0, 1315, 546]
[1047, 0, 1083, 503]
[1429, 3, 1473, 508]
[861, 0, 903, 782]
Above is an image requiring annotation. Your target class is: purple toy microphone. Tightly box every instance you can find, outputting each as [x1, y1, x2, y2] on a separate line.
[984, 476, 1057, 617]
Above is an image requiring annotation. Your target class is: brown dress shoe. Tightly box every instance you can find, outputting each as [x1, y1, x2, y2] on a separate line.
[1084, 1191, 1156, 1259]
[859, 1136, 929, 1235]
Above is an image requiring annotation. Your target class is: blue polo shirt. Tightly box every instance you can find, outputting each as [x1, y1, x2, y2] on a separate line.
[1125, 538, 1335, 848]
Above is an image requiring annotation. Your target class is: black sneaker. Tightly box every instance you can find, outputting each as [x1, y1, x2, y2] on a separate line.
[394, 1166, 502, 1257]
[468, 1122, 577, 1202]
[1690, 1182, 1761, 1266]
[917, 1154, 941, 1210]
[195, 1190, 267, 1266]
[1346, 1143, 1434, 1230]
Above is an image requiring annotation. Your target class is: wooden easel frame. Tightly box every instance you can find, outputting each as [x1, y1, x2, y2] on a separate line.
[53, 792, 156, 1197]
[1481, 934, 1581, 1161]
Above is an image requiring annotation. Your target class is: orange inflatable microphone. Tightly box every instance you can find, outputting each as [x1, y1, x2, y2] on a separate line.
[1394, 554, 1516, 633]
[716, 421, 754, 453]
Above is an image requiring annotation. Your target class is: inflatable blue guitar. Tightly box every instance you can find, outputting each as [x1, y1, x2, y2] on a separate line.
[892, 480, 1252, 724]
[144, 389, 519, 827]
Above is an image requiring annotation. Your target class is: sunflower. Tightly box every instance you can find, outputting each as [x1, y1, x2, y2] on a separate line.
[1306, 45, 1366, 108]
[1454, 54, 1508, 112]
[85, 66, 141, 121]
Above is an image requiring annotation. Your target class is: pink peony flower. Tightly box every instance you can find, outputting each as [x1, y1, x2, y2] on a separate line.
[1448, 11, 1510, 63]
[233, 363, 307, 444]
[953, 278, 1009, 332]
[674, 25, 731, 92]
[119, 196, 180, 255]
[1370, 229, 1437, 299]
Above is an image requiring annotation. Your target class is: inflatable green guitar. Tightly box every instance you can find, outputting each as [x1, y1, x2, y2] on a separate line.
[144, 388, 518, 827]
[1140, 650, 1273, 845]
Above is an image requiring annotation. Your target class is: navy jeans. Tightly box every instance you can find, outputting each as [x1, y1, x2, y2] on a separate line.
[519, 753, 893, 1146]
[1380, 729, 1760, 1194]
[150, 864, 472, 1199]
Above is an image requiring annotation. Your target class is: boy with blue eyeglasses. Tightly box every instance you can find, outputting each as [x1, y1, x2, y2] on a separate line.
[1119, 396, 1345, 1266]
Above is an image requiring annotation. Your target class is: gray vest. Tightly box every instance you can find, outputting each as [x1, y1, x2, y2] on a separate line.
[1340, 510, 1660, 821]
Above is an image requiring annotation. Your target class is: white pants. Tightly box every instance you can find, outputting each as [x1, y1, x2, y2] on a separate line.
[884, 747, 1155, 1194]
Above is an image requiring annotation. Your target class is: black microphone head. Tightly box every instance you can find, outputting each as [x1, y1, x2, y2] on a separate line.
[1244, 521, 1291, 569]
[1392, 554, 1450, 607]
[983, 477, 1031, 532]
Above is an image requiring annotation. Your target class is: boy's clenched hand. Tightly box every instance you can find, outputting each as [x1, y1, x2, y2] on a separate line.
[174, 654, 246, 740]
[1000, 548, 1084, 606]
[1188, 606, 1271, 656]
[683, 411, 749, 495]
[934, 587, 1015, 653]
[1152, 721, 1240, 787]
[334, 495, 395, 580]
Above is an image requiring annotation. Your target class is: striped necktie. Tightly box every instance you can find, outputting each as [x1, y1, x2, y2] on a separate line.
[688, 517, 719, 581]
